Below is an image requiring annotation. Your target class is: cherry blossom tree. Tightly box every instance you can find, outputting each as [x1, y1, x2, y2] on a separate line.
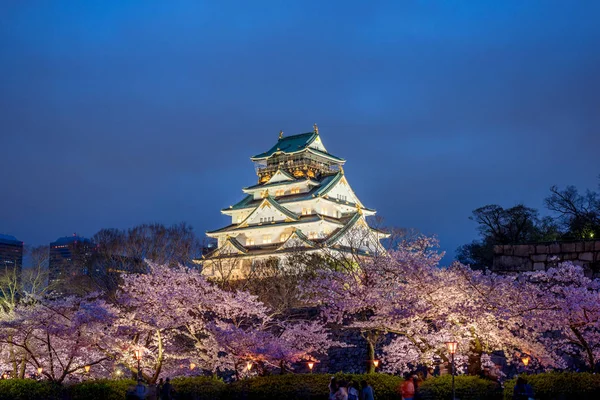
[304, 235, 559, 374]
[0, 294, 116, 383]
[115, 262, 337, 382]
[526, 261, 600, 371]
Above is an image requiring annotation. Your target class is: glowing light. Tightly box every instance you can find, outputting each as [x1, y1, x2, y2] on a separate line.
[134, 349, 143, 361]
[37, 367, 43, 374]
[84, 365, 91, 373]
[308, 362, 314, 370]
[246, 361, 252, 371]
[521, 355, 530, 366]
[373, 360, 379, 368]
[116, 369, 122, 376]
[446, 341, 458, 354]
[190, 363, 196, 370]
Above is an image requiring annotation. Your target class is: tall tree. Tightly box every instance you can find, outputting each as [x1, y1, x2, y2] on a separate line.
[457, 204, 560, 269]
[545, 180, 600, 239]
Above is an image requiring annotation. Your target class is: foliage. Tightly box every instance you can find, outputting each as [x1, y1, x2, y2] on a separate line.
[227, 373, 402, 400]
[419, 375, 502, 400]
[545, 182, 600, 240]
[503, 372, 600, 400]
[457, 204, 560, 269]
[305, 235, 558, 375]
[68, 378, 136, 400]
[0, 294, 117, 383]
[171, 376, 228, 400]
[114, 263, 336, 382]
[525, 262, 600, 372]
[0, 379, 61, 400]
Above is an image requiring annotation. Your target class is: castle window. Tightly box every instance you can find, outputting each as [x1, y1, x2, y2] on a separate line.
[291, 187, 300, 194]
[302, 208, 312, 215]
[262, 235, 272, 244]
[280, 233, 289, 242]
[308, 232, 317, 239]
[275, 189, 285, 196]
[321, 208, 328, 216]
[237, 215, 243, 223]
[247, 238, 255, 246]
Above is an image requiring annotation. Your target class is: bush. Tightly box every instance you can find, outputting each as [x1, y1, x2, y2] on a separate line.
[172, 376, 228, 400]
[419, 375, 502, 400]
[503, 372, 600, 400]
[68, 379, 136, 400]
[227, 373, 402, 400]
[0, 379, 61, 400]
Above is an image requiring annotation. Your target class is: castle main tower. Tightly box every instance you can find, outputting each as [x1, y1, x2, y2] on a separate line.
[203, 125, 388, 279]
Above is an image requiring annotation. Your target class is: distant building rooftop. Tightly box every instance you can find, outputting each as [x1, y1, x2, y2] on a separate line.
[51, 235, 92, 246]
[0, 234, 22, 245]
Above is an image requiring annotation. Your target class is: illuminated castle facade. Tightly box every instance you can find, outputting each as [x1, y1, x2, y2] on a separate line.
[203, 125, 388, 278]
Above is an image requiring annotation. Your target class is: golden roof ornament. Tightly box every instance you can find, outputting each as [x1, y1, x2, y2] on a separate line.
[261, 189, 269, 198]
[313, 123, 319, 135]
[339, 165, 345, 175]
[279, 130, 283, 139]
[356, 203, 363, 215]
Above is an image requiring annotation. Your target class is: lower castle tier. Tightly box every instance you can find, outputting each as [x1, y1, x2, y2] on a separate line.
[202, 126, 388, 279]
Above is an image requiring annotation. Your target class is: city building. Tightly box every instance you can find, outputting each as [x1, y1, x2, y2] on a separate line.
[49, 235, 95, 285]
[202, 125, 388, 278]
[0, 234, 23, 275]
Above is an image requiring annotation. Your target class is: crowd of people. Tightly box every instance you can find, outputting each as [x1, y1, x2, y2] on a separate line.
[328, 378, 375, 400]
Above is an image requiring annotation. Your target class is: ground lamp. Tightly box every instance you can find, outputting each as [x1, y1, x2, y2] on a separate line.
[521, 354, 530, 369]
[308, 361, 315, 373]
[446, 341, 458, 400]
[190, 363, 196, 370]
[134, 349, 143, 381]
[84, 365, 91, 373]
[37, 367, 43, 375]
[246, 361, 252, 371]
[373, 360, 379, 369]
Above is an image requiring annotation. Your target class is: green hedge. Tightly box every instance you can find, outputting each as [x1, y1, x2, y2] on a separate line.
[172, 376, 228, 400]
[68, 379, 136, 400]
[503, 372, 600, 400]
[227, 373, 402, 400]
[0, 379, 61, 400]
[419, 375, 502, 400]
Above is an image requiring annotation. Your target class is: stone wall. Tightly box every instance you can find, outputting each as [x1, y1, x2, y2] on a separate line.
[493, 240, 600, 276]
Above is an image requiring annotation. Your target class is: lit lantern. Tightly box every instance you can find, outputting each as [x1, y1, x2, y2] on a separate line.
[308, 362, 314, 371]
[373, 360, 379, 368]
[246, 361, 252, 371]
[116, 369, 122, 376]
[521, 355, 530, 366]
[190, 363, 196, 370]
[134, 349, 143, 361]
[445, 341, 458, 354]
[37, 367, 43, 374]
[84, 365, 91, 373]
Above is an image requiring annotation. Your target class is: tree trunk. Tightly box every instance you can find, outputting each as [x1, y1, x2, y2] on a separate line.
[468, 336, 483, 375]
[572, 325, 596, 372]
[366, 333, 376, 374]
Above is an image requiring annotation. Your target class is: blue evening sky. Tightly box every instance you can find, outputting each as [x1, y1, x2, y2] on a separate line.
[1, 1, 599, 263]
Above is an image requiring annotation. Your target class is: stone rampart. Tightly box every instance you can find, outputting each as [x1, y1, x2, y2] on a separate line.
[492, 240, 600, 276]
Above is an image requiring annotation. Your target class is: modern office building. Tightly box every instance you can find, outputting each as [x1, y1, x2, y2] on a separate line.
[48, 235, 95, 285]
[0, 234, 23, 275]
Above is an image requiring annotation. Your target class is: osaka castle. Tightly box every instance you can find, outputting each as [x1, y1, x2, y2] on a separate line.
[202, 124, 388, 278]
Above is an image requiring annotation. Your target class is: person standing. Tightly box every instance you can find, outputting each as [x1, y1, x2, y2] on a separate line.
[360, 380, 375, 400]
[513, 376, 534, 400]
[347, 381, 359, 400]
[334, 379, 348, 400]
[161, 377, 173, 400]
[329, 377, 338, 400]
[399, 373, 415, 400]
[156, 378, 164, 400]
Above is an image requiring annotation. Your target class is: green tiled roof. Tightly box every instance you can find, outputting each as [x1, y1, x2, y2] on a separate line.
[243, 177, 319, 192]
[325, 212, 363, 245]
[207, 214, 343, 235]
[251, 132, 317, 160]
